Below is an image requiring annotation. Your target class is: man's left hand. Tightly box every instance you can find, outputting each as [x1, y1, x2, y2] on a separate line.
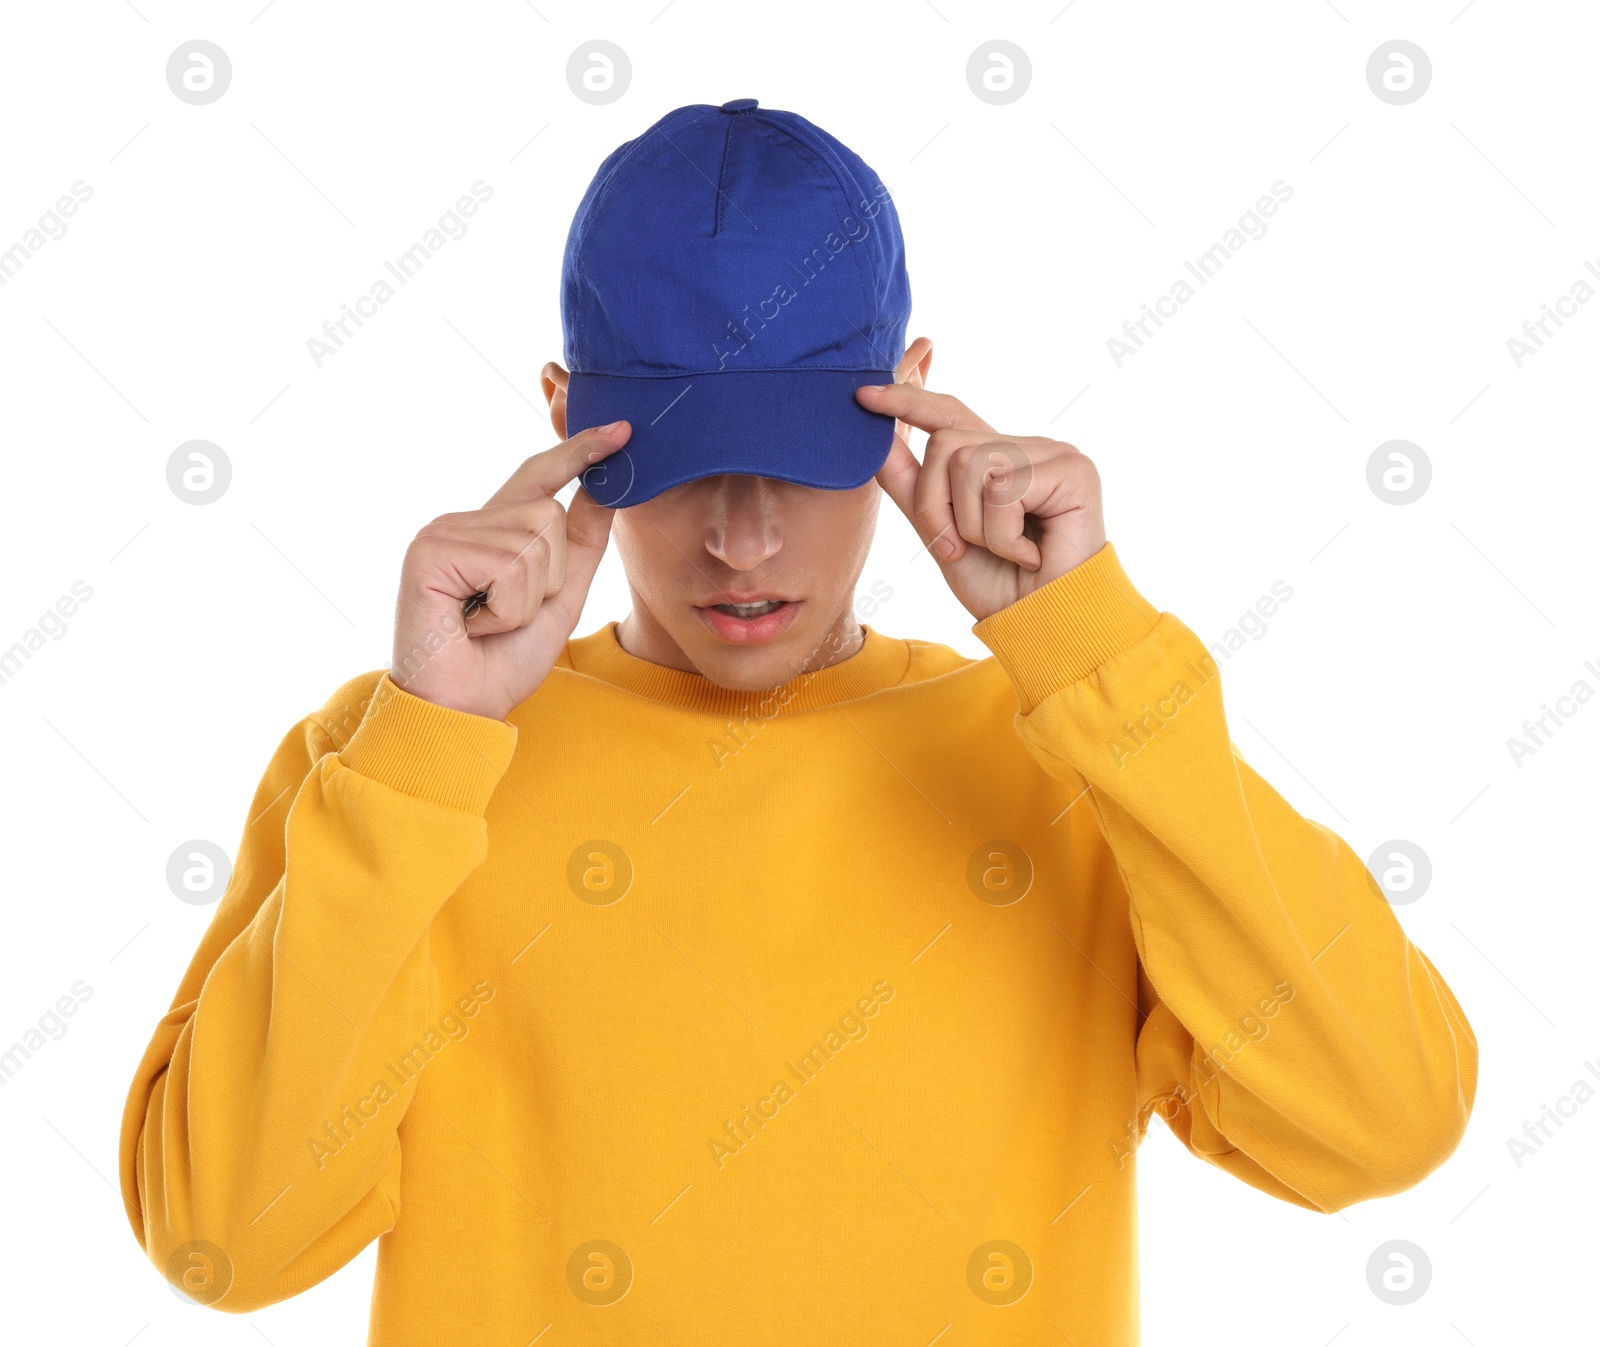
[856, 373, 1106, 623]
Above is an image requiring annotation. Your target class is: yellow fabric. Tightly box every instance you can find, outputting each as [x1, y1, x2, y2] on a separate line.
[119, 542, 1477, 1345]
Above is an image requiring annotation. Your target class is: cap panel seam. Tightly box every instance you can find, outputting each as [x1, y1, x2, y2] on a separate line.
[758, 115, 897, 368]
[575, 108, 720, 364]
[572, 133, 653, 364]
[750, 120, 879, 367]
[714, 115, 735, 237]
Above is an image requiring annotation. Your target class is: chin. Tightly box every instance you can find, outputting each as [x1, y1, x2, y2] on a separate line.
[690, 642, 810, 693]
[684, 615, 834, 692]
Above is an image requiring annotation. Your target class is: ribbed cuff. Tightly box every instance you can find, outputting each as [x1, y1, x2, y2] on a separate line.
[337, 673, 518, 814]
[972, 542, 1161, 713]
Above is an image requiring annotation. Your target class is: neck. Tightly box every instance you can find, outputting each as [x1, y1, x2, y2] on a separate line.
[616, 595, 866, 682]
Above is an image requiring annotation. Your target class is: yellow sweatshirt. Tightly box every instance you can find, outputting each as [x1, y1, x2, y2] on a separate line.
[120, 543, 1476, 1345]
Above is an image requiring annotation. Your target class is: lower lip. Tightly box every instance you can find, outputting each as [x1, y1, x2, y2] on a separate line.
[695, 600, 802, 645]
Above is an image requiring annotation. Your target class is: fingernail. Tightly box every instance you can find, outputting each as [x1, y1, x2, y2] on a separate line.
[601, 419, 624, 432]
[935, 537, 956, 560]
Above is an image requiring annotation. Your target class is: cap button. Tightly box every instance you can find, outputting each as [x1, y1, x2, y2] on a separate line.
[720, 98, 759, 113]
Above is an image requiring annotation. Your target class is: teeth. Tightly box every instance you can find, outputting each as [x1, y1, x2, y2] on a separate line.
[719, 600, 782, 617]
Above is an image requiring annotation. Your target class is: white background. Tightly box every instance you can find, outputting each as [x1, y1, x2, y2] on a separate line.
[1, 1, 1594, 1343]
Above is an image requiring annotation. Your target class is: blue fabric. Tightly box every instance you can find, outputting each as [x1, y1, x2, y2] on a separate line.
[560, 99, 912, 507]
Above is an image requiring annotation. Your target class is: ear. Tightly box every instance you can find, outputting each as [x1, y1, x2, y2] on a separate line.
[894, 336, 933, 390]
[882, 338, 935, 454]
[541, 361, 570, 439]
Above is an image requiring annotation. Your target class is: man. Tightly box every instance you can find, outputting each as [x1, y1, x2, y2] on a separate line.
[120, 99, 1476, 1345]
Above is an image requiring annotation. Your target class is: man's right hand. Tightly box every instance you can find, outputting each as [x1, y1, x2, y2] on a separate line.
[390, 420, 631, 721]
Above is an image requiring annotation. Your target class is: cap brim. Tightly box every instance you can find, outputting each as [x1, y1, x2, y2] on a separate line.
[566, 368, 898, 508]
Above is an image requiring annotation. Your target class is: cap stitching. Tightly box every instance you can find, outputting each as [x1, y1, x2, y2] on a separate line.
[752, 121, 878, 356]
[572, 107, 720, 367]
[756, 116, 899, 369]
[572, 133, 655, 364]
[713, 115, 735, 237]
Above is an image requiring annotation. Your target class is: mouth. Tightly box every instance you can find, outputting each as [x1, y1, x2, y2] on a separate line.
[694, 597, 802, 646]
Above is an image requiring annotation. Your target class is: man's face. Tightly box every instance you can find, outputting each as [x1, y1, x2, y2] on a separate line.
[542, 340, 930, 690]
[609, 471, 881, 691]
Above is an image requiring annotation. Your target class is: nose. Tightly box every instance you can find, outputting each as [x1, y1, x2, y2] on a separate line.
[702, 475, 784, 571]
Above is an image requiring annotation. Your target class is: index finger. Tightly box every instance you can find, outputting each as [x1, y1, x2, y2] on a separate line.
[854, 382, 995, 437]
[484, 420, 632, 506]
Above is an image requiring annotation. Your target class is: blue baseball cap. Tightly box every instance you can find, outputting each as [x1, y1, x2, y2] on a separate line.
[560, 98, 912, 508]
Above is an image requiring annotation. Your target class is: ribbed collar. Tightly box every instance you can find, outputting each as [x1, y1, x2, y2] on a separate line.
[562, 621, 912, 715]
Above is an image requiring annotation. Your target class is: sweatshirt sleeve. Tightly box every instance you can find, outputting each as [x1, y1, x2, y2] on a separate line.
[972, 543, 1478, 1212]
[118, 670, 517, 1310]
